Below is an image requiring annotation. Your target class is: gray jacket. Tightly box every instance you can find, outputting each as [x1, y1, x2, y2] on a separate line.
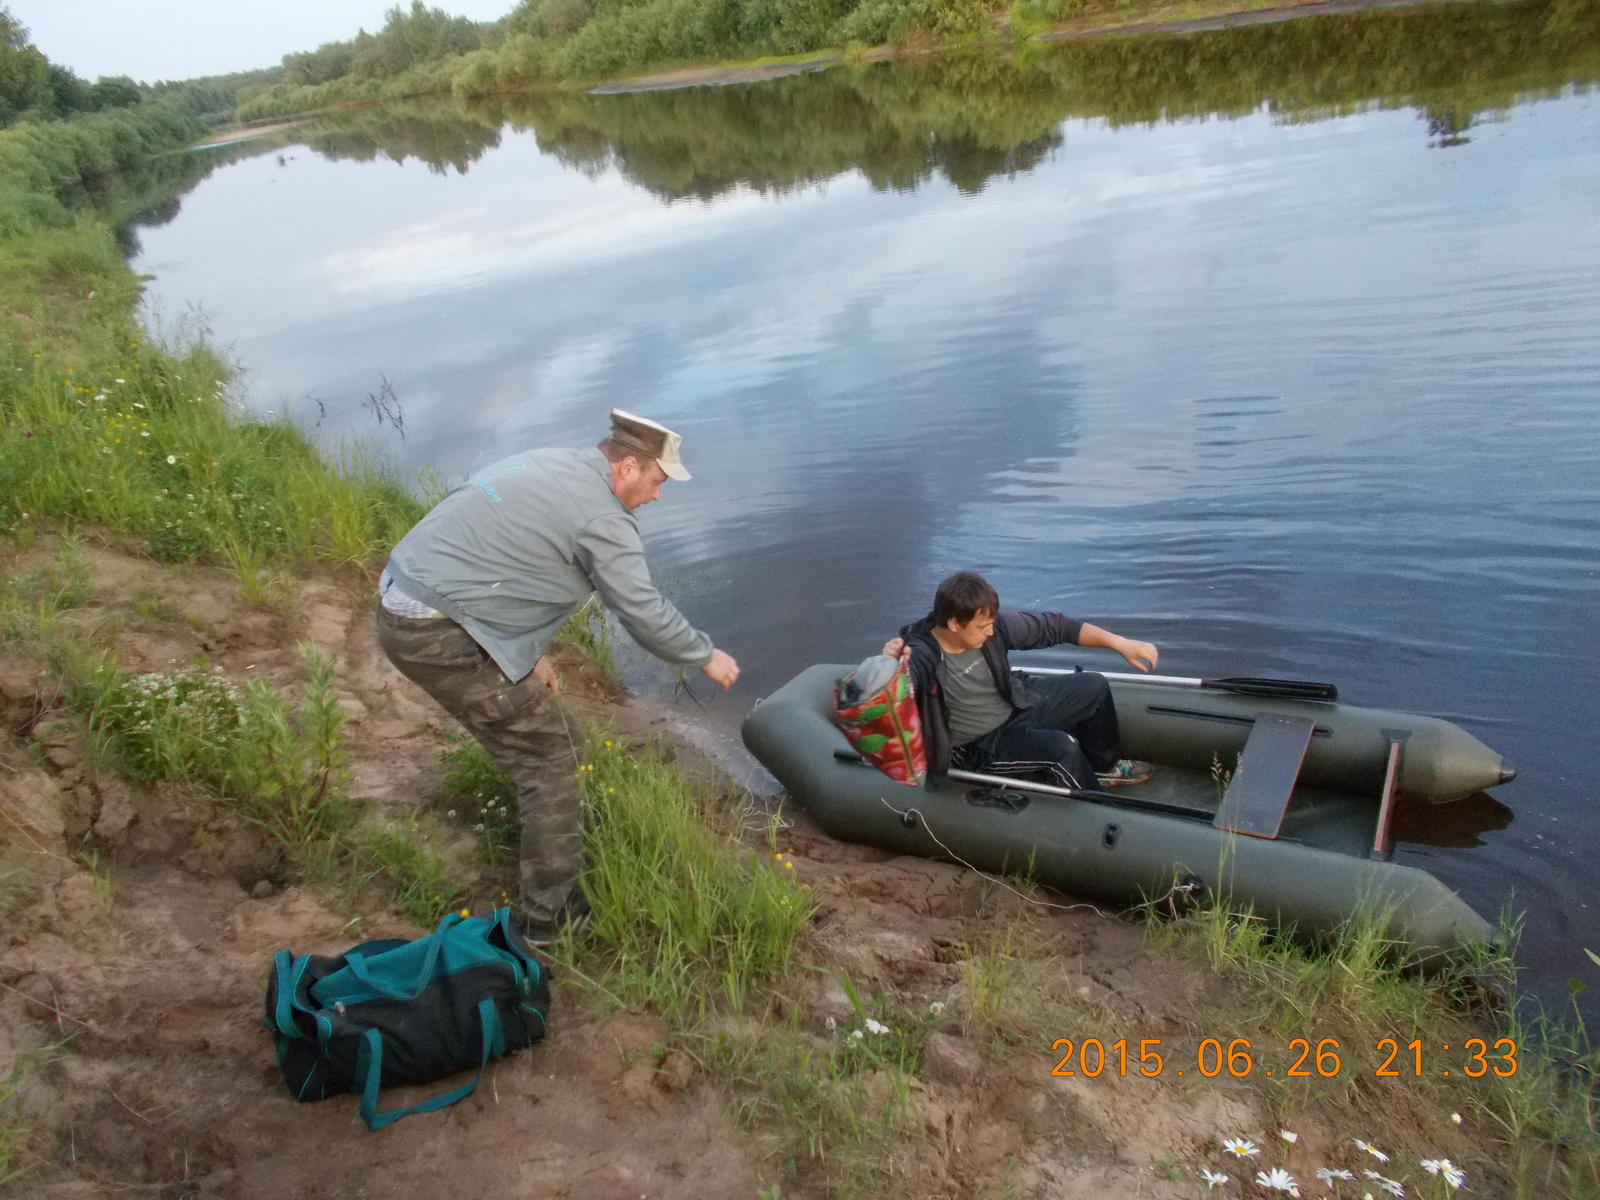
[384, 446, 714, 682]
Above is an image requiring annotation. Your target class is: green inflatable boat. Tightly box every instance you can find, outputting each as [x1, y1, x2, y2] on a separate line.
[741, 665, 1516, 955]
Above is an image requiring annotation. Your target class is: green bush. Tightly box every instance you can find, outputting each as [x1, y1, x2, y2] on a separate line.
[84, 641, 353, 849]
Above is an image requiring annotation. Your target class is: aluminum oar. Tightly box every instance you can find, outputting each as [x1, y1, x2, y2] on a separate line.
[832, 750, 1213, 820]
[1015, 667, 1337, 703]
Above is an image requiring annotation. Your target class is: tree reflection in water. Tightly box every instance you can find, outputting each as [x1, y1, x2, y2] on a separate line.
[277, 0, 1598, 200]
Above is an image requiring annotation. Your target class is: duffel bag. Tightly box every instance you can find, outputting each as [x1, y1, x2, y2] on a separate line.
[263, 906, 549, 1129]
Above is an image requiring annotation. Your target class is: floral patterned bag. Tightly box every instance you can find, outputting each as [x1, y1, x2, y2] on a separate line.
[832, 655, 926, 786]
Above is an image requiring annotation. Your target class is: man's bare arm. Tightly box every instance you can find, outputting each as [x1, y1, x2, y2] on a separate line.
[1078, 622, 1158, 672]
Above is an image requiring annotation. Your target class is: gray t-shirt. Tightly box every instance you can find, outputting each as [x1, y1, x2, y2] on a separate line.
[940, 647, 1014, 746]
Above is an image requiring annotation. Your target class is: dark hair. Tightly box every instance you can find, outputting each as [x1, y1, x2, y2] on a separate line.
[933, 571, 999, 627]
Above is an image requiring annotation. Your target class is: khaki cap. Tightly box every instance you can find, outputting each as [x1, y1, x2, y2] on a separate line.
[608, 409, 690, 481]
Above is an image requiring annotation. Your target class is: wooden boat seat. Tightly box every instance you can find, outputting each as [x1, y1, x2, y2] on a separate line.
[1212, 713, 1317, 839]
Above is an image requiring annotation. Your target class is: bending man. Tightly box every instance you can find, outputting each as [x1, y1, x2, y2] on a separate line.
[377, 410, 739, 942]
[884, 571, 1155, 792]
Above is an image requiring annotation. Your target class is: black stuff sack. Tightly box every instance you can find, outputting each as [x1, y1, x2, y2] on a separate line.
[263, 907, 549, 1129]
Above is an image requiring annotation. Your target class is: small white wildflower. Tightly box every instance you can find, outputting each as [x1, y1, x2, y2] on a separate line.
[1421, 1160, 1464, 1189]
[132, 402, 144, 408]
[1319, 1168, 1356, 1184]
[928, 1001, 946, 1016]
[141, 430, 149, 437]
[1256, 1167, 1300, 1196]
[1363, 1171, 1404, 1196]
[849, 1029, 863, 1040]
[115, 377, 125, 384]
[473, 823, 484, 832]
[1354, 1140, 1390, 1164]
[1450, 1113, 1462, 1125]
[824, 1016, 836, 1033]
[1280, 1129, 1299, 1143]
[446, 810, 456, 818]
[864, 1018, 890, 1035]
[166, 454, 176, 464]
[1200, 1167, 1230, 1189]
[1223, 1138, 1259, 1158]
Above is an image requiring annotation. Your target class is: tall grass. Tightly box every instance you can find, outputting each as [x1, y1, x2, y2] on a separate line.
[444, 733, 813, 1017]
[578, 733, 813, 1016]
[1, 333, 423, 567]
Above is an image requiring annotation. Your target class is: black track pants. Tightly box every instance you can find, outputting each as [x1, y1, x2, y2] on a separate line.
[950, 671, 1122, 789]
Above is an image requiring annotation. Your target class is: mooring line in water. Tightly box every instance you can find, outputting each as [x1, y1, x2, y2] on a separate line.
[874, 795, 1111, 917]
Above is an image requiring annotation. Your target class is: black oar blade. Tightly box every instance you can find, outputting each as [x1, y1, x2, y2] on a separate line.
[1205, 677, 1339, 703]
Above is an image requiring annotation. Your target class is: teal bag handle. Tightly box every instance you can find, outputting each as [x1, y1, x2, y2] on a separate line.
[354, 997, 506, 1131]
[342, 912, 463, 1002]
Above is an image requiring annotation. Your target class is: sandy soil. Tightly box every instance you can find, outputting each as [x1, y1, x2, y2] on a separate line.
[0, 533, 1496, 1198]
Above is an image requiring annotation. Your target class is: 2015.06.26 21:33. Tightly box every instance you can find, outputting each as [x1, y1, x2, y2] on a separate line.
[1048, 1037, 1519, 1079]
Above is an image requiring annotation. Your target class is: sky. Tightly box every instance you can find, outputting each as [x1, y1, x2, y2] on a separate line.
[7, 0, 516, 83]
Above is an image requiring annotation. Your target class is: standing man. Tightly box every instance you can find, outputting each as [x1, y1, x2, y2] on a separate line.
[883, 570, 1155, 792]
[376, 410, 739, 942]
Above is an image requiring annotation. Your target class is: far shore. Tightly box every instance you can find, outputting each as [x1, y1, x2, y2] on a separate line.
[590, 0, 1477, 94]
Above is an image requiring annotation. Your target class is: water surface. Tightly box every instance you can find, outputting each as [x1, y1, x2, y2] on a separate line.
[130, 0, 1600, 1011]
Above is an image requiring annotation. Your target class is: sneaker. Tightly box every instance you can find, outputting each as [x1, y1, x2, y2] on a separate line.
[522, 892, 594, 947]
[1097, 759, 1154, 788]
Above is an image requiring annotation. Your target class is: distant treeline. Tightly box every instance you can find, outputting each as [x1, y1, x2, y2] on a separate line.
[0, 4, 280, 131]
[279, 0, 1600, 199]
[0, 4, 277, 348]
[235, 0, 1040, 118]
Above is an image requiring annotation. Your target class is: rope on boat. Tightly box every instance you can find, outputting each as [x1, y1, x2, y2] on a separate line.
[874, 795, 1110, 916]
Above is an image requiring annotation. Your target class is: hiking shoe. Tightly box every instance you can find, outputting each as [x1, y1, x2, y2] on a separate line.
[1097, 759, 1154, 788]
[522, 892, 594, 947]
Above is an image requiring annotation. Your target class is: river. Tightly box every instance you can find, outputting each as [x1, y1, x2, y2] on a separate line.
[129, 0, 1600, 1013]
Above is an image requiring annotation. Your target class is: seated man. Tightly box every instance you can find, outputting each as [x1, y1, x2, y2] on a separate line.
[883, 570, 1156, 791]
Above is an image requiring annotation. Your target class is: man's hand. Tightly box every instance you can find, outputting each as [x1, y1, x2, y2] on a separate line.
[533, 654, 560, 692]
[881, 637, 908, 661]
[1115, 637, 1159, 672]
[702, 648, 740, 691]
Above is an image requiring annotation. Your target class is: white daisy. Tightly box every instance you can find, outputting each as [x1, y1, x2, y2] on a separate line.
[1421, 1160, 1465, 1189]
[1362, 1171, 1403, 1196]
[1256, 1167, 1301, 1196]
[1318, 1167, 1356, 1184]
[1200, 1167, 1230, 1189]
[1354, 1140, 1390, 1164]
[1281, 1130, 1300, 1143]
[1223, 1137, 1260, 1158]
[864, 1018, 890, 1035]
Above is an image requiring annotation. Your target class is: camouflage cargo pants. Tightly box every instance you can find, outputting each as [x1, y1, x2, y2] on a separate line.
[375, 605, 586, 926]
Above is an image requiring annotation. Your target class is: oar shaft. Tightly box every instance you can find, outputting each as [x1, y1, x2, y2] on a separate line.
[1018, 667, 1204, 687]
[1013, 667, 1338, 702]
[947, 769, 1212, 820]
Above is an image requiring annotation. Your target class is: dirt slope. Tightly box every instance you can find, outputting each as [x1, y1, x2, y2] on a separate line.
[0, 534, 1495, 1198]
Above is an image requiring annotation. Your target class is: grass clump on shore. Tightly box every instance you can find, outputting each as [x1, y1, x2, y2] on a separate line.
[579, 733, 814, 1015]
[446, 733, 813, 1018]
[81, 640, 354, 849]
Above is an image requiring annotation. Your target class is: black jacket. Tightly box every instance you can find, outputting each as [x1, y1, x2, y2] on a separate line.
[899, 609, 1083, 785]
